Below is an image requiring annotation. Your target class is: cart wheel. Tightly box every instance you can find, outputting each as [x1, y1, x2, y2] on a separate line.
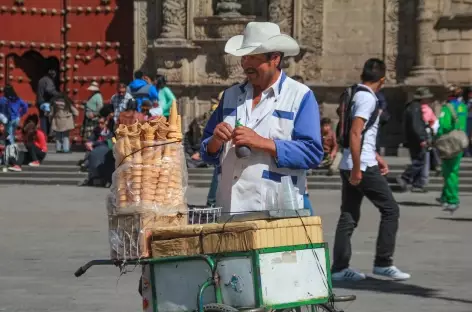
[276, 305, 343, 312]
[203, 303, 238, 312]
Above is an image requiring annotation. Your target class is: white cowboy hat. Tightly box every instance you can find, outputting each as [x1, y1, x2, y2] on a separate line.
[87, 81, 100, 91]
[225, 22, 300, 57]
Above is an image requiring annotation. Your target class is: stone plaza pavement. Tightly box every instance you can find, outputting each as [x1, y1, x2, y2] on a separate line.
[0, 185, 471, 312]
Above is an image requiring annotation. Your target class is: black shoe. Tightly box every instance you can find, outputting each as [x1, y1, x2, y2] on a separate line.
[326, 169, 334, 176]
[395, 176, 408, 192]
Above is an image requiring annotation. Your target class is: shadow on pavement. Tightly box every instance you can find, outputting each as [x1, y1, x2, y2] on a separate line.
[436, 217, 472, 222]
[333, 277, 472, 305]
[396, 201, 440, 207]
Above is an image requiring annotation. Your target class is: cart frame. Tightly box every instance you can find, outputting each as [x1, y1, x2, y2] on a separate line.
[75, 242, 355, 312]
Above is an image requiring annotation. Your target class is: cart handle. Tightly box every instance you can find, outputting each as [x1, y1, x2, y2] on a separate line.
[74, 259, 122, 277]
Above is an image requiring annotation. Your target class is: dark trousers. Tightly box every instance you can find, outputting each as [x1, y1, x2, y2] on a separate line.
[24, 143, 46, 163]
[332, 166, 399, 272]
[401, 147, 428, 188]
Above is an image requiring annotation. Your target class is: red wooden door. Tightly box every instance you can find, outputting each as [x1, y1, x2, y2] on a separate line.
[0, 0, 133, 142]
[65, 0, 134, 141]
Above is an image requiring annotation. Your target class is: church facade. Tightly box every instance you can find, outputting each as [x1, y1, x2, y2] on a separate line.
[133, 0, 472, 152]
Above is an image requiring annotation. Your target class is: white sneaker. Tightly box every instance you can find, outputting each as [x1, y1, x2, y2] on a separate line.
[373, 266, 411, 280]
[332, 268, 366, 281]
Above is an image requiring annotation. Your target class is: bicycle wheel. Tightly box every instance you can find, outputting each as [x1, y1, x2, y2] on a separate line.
[203, 303, 238, 312]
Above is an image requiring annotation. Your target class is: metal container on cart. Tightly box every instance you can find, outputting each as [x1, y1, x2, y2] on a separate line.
[141, 243, 331, 312]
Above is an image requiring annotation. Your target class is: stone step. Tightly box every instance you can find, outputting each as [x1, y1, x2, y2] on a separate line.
[17, 165, 81, 172]
[0, 171, 86, 178]
[0, 176, 83, 186]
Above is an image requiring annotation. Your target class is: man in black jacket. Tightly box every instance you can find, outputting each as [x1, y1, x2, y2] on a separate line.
[396, 87, 432, 192]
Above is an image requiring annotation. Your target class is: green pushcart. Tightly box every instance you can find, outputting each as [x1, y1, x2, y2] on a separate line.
[75, 208, 355, 312]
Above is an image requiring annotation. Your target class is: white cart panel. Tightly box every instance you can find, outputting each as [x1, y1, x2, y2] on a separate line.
[153, 260, 216, 311]
[259, 248, 329, 305]
[218, 256, 256, 308]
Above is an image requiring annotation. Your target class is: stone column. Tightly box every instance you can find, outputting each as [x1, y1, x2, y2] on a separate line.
[406, 0, 442, 85]
[159, 0, 187, 39]
[216, 0, 242, 16]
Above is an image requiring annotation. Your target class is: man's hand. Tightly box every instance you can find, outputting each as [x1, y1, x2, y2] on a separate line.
[85, 142, 93, 151]
[191, 152, 200, 161]
[377, 155, 389, 176]
[207, 122, 233, 155]
[349, 168, 362, 186]
[420, 141, 427, 148]
[232, 126, 266, 149]
[213, 122, 233, 143]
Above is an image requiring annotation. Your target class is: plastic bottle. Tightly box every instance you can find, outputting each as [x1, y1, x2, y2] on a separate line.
[279, 176, 299, 210]
[234, 119, 252, 158]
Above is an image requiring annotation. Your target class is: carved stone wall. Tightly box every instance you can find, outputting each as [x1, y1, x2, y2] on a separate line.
[132, 0, 472, 152]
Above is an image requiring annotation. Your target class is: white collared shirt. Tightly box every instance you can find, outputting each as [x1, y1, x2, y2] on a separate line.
[239, 73, 283, 128]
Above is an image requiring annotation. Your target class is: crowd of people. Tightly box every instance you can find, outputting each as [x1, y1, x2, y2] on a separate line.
[0, 69, 177, 187]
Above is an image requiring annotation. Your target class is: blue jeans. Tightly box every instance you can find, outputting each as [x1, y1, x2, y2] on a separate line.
[7, 118, 20, 144]
[206, 167, 219, 206]
[304, 193, 314, 216]
[55, 131, 70, 152]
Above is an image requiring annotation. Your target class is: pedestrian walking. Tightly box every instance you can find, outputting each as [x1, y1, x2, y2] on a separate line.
[396, 87, 434, 193]
[331, 58, 410, 281]
[437, 85, 468, 212]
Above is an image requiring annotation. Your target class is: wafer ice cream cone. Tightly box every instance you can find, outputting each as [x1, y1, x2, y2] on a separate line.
[167, 100, 179, 141]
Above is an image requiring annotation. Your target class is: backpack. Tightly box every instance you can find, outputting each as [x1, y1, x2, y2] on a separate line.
[336, 84, 380, 149]
[4, 144, 19, 166]
[434, 103, 469, 159]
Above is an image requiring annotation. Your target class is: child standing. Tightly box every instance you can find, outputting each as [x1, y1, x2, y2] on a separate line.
[320, 117, 340, 175]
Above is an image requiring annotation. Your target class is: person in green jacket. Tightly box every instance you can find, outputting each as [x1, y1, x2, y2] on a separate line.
[437, 85, 468, 212]
[155, 75, 176, 118]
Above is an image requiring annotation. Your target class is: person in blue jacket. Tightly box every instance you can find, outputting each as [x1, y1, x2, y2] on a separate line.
[0, 85, 28, 144]
[127, 71, 158, 112]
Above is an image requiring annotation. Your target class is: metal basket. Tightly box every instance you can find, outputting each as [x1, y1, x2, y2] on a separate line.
[188, 206, 222, 225]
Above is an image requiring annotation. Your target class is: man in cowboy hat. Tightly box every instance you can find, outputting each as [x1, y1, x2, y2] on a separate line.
[200, 22, 323, 214]
[396, 87, 434, 193]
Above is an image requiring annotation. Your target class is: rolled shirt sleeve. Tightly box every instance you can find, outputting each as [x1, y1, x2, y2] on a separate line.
[200, 93, 225, 165]
[274, 90, 324, 169]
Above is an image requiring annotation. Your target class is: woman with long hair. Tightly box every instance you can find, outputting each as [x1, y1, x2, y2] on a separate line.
[21, 117, 48, 167]
[0, 84, 28, 144]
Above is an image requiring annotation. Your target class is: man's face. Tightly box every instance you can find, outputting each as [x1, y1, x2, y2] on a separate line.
[117, 86, 126, 96]
[98, 118, 106, 129]
[241, 53, 280, 86]
[422, 98, 433, 106]
[48, 70, 56, 79]
[142, 106, 150, 115]
[0, 124, 5, 133]
[322, 124, 331, 134]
